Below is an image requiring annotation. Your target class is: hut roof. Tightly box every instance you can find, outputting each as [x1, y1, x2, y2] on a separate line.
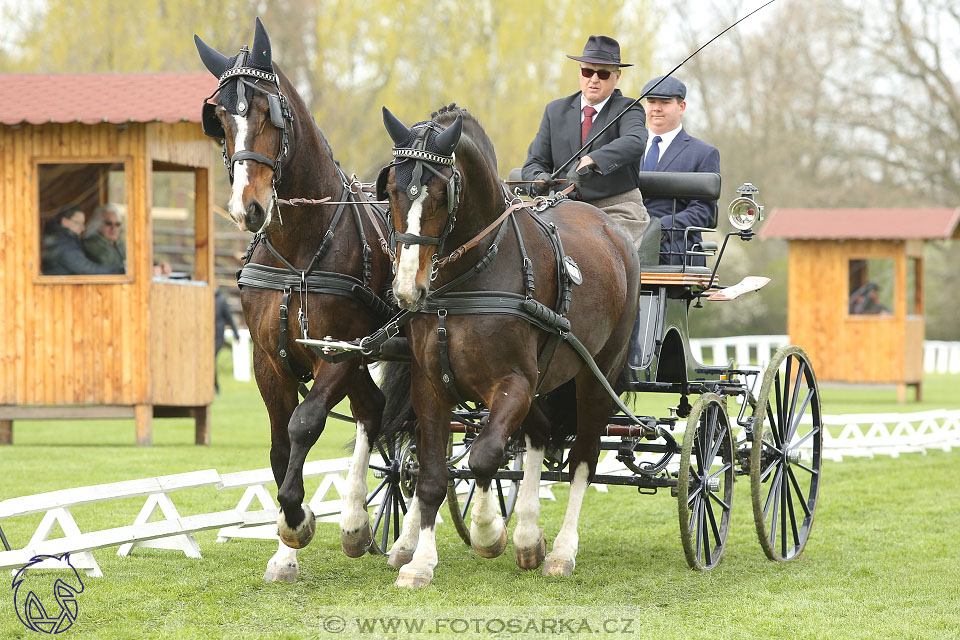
[760, 208, 960, 240]
[0, 72, 217, 125]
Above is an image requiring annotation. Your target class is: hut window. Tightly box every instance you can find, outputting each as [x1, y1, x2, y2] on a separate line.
[151, 166, 198, 280]
[906, 257, 922, 317]
[848, 258, 893, 316]
[38, 162, 128, 277]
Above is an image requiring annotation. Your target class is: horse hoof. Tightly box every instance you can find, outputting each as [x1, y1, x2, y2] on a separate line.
[514, 534, 546, 571]
[395, 566, 433, 589]
[263, 564, 298, 583]
[542, 555, 576, 578]
[472, 527, 507, 559]
[387, 546, 415, 568]
[278, 505, 316, 550]
[340, 524, 373, 558]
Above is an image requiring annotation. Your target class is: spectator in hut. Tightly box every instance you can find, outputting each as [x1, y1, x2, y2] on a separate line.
[41, 206, 125, 276]
[521, 35, 650, 247]
[83, 203, 126, 271]
[215, 289, 240, 394]
[640, 75, 721, 266]
[850, 282, 890, 315]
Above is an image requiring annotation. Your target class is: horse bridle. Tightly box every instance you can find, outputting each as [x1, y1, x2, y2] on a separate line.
[201, 46, 293, 187]
[378, 122, 462, 272]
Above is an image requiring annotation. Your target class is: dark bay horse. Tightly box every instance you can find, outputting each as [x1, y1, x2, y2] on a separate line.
[195, 19, 394, 581]
[378, 105, 640, 588]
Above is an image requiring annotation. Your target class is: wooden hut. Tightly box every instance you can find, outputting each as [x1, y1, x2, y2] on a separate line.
[761, 208, 960, 402]
[0, 72, 219, 445]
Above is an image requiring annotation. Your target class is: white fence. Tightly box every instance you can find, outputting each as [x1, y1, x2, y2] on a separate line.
[229, 331, 960, 380]
[2, 409, 958, 577]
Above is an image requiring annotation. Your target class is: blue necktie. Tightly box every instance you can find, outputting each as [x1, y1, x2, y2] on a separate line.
[642, 135, 661, 171]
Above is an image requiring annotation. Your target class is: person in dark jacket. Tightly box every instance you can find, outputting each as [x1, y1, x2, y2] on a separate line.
[214, 289, 240, 393]
[82, 203, 126, 270]
[640, 75, 720, 266]
[41, 206, 124, 276]
[521, 35, 650, 246]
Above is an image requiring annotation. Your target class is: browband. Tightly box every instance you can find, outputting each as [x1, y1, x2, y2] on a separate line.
[392, 148, 456, 166]
[218, 66, 279, 87]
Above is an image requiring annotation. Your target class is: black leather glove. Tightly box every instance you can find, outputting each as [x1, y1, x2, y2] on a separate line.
[529, 171, 556, 197]
[565, 163, 596, 198]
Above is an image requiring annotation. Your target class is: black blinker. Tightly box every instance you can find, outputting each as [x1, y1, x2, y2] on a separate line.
[375, 165, 391, 201]
[202, 102, 225, 139]
[268, 94, 284, 129]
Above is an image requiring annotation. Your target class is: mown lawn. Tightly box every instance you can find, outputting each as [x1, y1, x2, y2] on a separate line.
[1, 360, 958, 639]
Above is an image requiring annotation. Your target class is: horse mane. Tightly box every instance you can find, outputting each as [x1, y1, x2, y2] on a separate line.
[431, 103, 498, 175]
[275, 64, 336, 162]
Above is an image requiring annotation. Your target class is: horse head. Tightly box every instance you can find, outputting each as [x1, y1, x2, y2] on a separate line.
[380, 107, 466, 310]
[195, 18, 291, 233]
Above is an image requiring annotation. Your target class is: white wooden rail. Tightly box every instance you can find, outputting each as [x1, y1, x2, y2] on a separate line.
[2, 408, 957, 577]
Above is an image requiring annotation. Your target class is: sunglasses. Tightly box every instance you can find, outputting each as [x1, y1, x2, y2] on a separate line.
[103, 221, 121, 227]
[580, 67, 613, 80]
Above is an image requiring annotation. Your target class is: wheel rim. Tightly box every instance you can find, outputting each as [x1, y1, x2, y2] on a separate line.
[366, 432, 412, 555]
[677, 393, 734, 571]
[750, 346, 823, 561]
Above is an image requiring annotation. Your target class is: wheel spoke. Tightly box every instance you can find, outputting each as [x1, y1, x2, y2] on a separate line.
[371, 483, 389, 536]
[764, 465, 783, 518]
[704, 493, 722, 547]
[705, 405, 718, 466]
[393, 488, 402, 543]
[760, 456, 779, 483]
[708, 490, 731, 511]
[382, 485, 395, 551]
[461, 481, 477, 520]
[701, 498, 712, 564]
[792, 425, 819, 449]
[708, 462, 732, 482]
[366, 477, 389, 506]
[496, 479, 508, 517]
[693, 498, 703, 564]
[785, 473, 800, 551]
[707, 422, 726, 463]
[787, 465, 812, 518]
[784, 359, 805, 444]
[687, 482, 703, 505]
[767, 394, 783, 449]
[786, 386, 813, 444]
[367, 464, 392, 475]
[794, 461, 819, 475]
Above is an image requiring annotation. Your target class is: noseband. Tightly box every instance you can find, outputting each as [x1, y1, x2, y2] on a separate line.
[383, 123, 463, 259]
[202, 46, 294, 187]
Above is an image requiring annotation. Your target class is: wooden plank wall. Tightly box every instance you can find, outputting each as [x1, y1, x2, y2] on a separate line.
[0, 121, 217, 408]
[787, 239, 922, 384]
[0, 123, 148, 406]
[149, 282, 214, 406]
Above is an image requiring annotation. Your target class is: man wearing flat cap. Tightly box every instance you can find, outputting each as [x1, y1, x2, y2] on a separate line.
[641, 75, 720, 266]
[522, 35, 650, 247]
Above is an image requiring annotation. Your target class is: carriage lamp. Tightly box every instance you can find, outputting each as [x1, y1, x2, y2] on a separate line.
[727, 183, 764, 230]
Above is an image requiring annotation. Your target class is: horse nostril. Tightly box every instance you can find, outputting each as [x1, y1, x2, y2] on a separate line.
[246, 201, 266, 230]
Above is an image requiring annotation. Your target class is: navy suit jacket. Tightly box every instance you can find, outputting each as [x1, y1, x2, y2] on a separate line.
[522, 89, 647, 202]
[642, 128, 719, 265]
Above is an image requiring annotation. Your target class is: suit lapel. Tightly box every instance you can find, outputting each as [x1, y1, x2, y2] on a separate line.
[657, 128, 690, 171]
[565, 94, 583, 160]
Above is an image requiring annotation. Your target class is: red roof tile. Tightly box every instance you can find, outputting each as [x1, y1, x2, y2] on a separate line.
[760, 208, 960, 240]
[0, 72, 218, 125]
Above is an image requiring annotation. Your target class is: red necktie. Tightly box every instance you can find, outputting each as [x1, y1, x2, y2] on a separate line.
[581, 105, 596, 145]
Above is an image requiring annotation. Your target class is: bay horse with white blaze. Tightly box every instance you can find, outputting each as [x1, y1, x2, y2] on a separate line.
[378, 105, 641, 588]
[195, 19, 396, 581]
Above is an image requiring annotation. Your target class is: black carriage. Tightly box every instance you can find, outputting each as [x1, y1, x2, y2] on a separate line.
[304, 173, 823, 571]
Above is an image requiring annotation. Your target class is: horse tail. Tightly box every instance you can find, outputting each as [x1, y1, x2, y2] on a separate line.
[376, 360, 416, 447]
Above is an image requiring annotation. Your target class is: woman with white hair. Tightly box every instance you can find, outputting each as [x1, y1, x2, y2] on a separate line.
[83, 203, 126, 270]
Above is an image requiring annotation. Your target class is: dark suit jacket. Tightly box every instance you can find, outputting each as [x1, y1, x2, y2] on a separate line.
[522, 89, 647, 202]
[642, 128, 720, 266]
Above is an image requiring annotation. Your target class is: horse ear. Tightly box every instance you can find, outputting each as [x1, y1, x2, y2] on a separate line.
[251, 17, 272, 70]
[434, 115, 463, 156]
[194, 34, 230, 78]
[382, 107, 412, 146]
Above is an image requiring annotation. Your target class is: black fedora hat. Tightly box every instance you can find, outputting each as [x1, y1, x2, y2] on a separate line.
[566, 35, 632, 67]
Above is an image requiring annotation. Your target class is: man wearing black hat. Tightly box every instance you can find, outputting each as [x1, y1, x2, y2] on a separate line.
[640, 75, 720, 266]
[521, 35, 649, 247]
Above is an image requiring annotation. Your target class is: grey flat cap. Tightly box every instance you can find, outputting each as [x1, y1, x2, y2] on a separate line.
[642, 75, 686, 99]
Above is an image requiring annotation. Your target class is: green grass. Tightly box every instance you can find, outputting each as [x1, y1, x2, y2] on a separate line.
[1, 360, 958, 639]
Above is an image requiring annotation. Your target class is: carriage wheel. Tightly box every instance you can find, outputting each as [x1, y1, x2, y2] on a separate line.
[366, 431, 415, 555]
[750, 345, 823, 561]
[445, 438, 523, 546]
[677, 393, 735, 571]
